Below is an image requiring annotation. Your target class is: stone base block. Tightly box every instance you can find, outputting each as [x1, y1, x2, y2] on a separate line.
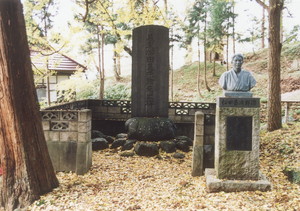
[223, 91, 253, 98]
[205, 168, 271, 193]
[125, 117, 176, 141]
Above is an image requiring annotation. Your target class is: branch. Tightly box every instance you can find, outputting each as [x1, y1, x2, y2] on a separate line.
[39, 43, 66, 56]
[82, 0, 97, 22]
[97, 1, 133, 56]
[253, 0, 269, 11]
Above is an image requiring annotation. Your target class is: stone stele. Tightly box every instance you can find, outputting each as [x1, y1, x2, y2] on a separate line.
[131, 25, 169, 118]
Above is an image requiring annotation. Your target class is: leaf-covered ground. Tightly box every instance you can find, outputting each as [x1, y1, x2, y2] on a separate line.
[28, 123, 300, 211]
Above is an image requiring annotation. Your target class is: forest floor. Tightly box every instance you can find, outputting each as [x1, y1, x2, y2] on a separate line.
[28, 122, 300, 211]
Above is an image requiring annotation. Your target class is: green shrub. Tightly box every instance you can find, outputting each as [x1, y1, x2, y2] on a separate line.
[104, 84, 131, 100]
[57, 71, 99, 102]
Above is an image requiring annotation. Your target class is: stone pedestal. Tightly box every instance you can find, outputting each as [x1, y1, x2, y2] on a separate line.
[205, 97, 271, 192]
[205, 169, 271, 192]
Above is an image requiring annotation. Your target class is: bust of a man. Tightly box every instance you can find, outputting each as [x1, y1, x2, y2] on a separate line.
[219, 54, 256, 96]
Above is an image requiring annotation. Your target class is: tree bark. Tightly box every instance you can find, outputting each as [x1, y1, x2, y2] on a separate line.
[267, 0, 283, 131]
[197, 26, 203, 98]
[204, 12, 210, 92]
[232, 4, 236, 54]
[113, 44, 121, 81]
[170, 28, 174, 101]
[100, 28, 105, 99]
[0, 0, 59, 210]
[185, 44, 193, 65]
[261, 1, 265, 48]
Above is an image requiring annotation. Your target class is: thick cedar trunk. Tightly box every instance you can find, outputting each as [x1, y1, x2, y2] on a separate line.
[267, 0, 283, 131]
[0, 1, 59, 210]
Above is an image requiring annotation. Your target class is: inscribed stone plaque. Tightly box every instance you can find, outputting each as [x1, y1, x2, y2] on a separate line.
[217, 97, 260, 108]
[226, 116, 252, 151]
[131, 25, 169, 117]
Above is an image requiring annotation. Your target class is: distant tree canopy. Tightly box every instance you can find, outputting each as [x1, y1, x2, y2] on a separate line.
[22, 0, 296, 131]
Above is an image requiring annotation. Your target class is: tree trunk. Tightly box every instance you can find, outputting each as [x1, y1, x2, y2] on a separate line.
[96, 26, 105, 100]
[0, 1, 59, 210]
[226, 35, 229, 71]
[261, 1, 265, 48]
[213, 55, 216, 76]
[96, 28, 102, 99]
[203, 13, 211, 92]
[164, 0, 168, 15]
[170, 28, 174, 101]
[197, 26, 203, 98]
[116, 53, 121, 76]
[113, 44, 121, 81]
[267, 0, 283, 131]
[100, 29, 105, 99]
[232, 4, 236, 54]
[185, 44, 193, 65]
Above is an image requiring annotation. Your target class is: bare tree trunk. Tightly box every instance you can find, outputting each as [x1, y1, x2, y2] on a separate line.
[96, 25, 105, 100]
[46, 75, 51, 105]
[96, 28, 102, 99]
[170, 28, 174, 101]
[226, 35, 229, 71]
[232, 4, 236, 54]
[197, 25, 203, 98]
[226, 13, 230, 71]
[267, 0, 283, 131]
[185, 44, 193, 65]
[0, 1, 59, 210]
[113, 44, 121, 81]
[203, 13, 211, 92]
[213, 52, 216, 76]
[100, 28, 105, 99]
[117, 52, 121, 76]
[164, 0, 168, 15]
[261, 1, 265, 48]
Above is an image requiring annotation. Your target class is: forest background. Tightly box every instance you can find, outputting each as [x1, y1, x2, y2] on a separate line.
[28, 0, 300, 76]
[23, 0, 300, 130]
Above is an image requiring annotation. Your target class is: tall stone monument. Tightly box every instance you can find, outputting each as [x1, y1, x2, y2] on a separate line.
[125, 25, 176, 141]
[131, 25, 169, 117]
[205, 54, 271, 192]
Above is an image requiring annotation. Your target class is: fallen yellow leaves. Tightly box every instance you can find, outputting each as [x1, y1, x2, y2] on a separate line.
[27, 122, 300, 210]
